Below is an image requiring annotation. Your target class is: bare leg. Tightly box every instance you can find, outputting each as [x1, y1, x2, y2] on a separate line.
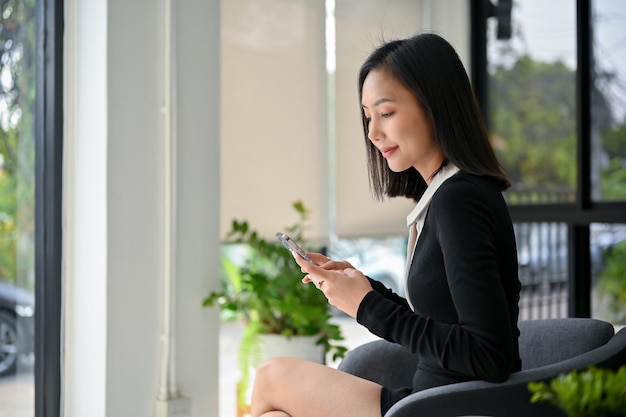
[251, 357, 382, 417]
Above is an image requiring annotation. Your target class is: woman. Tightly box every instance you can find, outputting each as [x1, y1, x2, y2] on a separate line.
[251, 32, 521, 417]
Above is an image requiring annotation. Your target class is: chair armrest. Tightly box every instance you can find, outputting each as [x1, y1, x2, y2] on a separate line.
[385, 380, 566, 417]
[338, 339, 419, 389]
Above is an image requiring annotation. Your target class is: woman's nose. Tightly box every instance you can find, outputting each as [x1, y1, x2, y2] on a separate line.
[367, 120, 380, 142]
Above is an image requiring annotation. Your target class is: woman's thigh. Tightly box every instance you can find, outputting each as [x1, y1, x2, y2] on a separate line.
[251, 356, 383, 417]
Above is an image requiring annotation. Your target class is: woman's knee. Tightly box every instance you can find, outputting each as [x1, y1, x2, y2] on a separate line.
[254, 356, 300, 387]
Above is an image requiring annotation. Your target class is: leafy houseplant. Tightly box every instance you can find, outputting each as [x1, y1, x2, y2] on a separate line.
[203, 201, 346, 406]
[528, 365, 626, 417]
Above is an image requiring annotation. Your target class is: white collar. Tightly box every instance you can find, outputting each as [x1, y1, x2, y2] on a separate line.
[406, 164, 460, 227]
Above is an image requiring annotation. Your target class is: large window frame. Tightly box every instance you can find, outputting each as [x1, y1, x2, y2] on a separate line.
[34, 0, 63, 416]
[471, 0, 626, 318]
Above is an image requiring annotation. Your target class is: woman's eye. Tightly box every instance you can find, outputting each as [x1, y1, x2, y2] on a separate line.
[381, 112, 393, 118]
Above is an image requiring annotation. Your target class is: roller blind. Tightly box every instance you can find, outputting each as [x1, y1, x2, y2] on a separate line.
[220, 0, 328, 241]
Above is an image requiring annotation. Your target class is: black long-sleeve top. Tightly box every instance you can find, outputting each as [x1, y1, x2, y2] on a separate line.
[356, 172, 522, 412]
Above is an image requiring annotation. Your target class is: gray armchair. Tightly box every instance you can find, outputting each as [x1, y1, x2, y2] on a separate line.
[338, 318, 626, 416]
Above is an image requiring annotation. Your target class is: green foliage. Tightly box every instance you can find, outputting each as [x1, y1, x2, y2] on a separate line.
[528, 366, 626, 417]
[489, 51, 626, 201]
[602, 122, 626, 160]
[0, 169, 16, 278]
[236, 322, 262, 407]
[598, 119, 626, 200]
[0, 0, 37, 285]
[600, 157, 626, 201]
[596, 241, 626, 323]
[490, 55, 577, 189]
[203, 201, 347, 406]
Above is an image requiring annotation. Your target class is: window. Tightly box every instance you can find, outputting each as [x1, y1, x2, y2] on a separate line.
[489, 0, 577, 202]
[0, 0, 62, 416]
[0, 1, 38, 415]
[481, 0, 626, 323]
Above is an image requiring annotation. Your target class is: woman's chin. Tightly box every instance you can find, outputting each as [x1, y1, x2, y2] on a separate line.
[386, 161, 410, 173]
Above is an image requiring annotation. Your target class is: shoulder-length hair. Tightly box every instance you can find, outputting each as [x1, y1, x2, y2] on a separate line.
[358, 32, 511, 201]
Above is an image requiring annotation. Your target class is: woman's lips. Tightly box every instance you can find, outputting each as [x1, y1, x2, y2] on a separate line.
[380, 146, 398, 158]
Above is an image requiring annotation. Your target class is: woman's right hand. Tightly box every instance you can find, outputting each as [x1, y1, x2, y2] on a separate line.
[295, 253, 373, 318]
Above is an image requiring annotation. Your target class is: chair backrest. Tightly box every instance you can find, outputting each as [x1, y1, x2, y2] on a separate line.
[518, 318, 615, 371]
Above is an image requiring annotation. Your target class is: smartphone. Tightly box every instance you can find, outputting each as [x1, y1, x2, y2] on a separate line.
[275, 232, 318, 265]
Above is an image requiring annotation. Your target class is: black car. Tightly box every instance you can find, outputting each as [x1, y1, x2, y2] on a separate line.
[0, 279, 35, 377]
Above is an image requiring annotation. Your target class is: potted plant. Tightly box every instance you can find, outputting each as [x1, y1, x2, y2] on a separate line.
[528, 365, 626, 417]
[203, 200, 346, 408]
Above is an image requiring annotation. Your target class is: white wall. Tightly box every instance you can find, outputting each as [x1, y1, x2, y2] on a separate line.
[63, 1, 220, 416]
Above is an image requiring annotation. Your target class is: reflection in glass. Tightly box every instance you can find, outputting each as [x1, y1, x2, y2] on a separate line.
[0, 1, 37, 416]
[591, 0, 626, 201]
[591, 223, 626, 325]
[487, 0, 577, 204]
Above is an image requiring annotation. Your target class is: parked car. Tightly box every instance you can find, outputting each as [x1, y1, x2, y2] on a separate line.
[0, 279, 35, 377]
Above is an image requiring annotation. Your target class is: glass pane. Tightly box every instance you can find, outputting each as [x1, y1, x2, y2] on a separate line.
[591, 0, 626, 201]
[487, 0, 577, 204]
[0, 1, 36, 416]
[515, 222, 569, 319]
[591, 223, 626, 326]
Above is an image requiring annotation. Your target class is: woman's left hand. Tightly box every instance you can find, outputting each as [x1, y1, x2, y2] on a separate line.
[294, 253, 373, 318]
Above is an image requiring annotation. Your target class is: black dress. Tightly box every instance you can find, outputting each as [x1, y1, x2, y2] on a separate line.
[356, 172, 522, 415]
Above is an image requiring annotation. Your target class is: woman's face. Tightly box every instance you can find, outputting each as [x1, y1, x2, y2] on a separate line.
[361, 67, 442, 178]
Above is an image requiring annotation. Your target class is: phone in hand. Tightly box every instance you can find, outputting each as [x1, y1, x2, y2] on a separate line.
[275, 232, 318, 265]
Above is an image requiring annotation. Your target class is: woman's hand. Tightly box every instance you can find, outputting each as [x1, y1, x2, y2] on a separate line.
[294, 252, 373, 318]
[305, 252, 356, 272]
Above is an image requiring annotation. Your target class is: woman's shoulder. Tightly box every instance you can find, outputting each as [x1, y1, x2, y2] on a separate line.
[431, 171, 502, 207]
[441, 170, 500, 191]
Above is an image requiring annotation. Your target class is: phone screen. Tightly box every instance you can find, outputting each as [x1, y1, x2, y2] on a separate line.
[275, 232, 318, 265]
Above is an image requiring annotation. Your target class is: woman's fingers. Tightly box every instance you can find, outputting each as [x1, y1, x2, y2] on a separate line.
[306, 252, 332, 265]
[303, 252, 357, 272]
[295, 255, 336, 292]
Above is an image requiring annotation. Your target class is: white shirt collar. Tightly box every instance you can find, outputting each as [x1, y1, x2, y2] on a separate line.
[406, 163, 460, 227]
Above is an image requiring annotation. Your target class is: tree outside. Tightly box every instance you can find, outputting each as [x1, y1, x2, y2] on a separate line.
[0, 0, 36, 289]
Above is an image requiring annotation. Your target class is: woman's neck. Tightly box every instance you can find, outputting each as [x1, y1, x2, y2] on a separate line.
[416, 152, 445, 185]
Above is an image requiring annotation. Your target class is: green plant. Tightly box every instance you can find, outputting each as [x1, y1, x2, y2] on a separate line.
[528, 365, 626, 417]
[203, 200, 347, 406]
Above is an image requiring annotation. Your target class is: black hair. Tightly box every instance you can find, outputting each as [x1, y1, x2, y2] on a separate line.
[358, 32, 511, 201]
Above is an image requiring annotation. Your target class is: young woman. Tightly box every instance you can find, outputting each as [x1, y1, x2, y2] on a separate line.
[251, 32, 521, 417]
